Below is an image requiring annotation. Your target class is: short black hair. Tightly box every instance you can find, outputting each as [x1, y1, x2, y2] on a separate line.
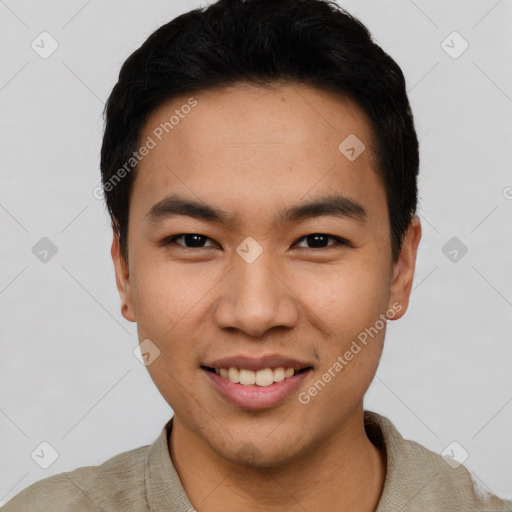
[101, 0, 419, 265]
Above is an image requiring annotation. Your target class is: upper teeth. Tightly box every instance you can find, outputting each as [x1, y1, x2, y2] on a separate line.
[215, 367, 297, 386]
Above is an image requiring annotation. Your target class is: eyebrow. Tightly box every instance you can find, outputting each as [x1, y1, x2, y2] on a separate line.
[146, 193, 368, 226]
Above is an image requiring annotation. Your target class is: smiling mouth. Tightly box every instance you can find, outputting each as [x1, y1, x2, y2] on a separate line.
[202, 366, 312, 387]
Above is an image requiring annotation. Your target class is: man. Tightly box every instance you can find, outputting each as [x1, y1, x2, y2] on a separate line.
[3, 0, 510, 510]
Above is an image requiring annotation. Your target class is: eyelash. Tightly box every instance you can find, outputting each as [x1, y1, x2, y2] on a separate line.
[161, 233, 351, 250]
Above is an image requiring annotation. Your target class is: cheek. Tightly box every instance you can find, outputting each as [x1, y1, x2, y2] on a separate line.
[297, 258, 390, 333]
[130, 262, 206, 386]
[132, 265, 202, 408]
[294, 257, 390, 397]
[131, 257, 210, 330]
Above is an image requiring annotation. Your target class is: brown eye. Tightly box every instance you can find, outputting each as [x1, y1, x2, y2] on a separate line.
[294, 234, 349, 249]
[163, 234, 218, 248]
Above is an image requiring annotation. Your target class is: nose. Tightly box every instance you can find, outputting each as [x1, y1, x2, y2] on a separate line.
[212, 252, 299, 337]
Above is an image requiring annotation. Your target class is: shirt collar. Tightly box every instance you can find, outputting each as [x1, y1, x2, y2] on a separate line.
[364, 410, 418, 511]
[145, 416, 195, 512]
[143, 410, 494, 511]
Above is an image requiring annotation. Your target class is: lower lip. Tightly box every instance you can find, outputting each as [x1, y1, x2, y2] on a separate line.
[202, 368, 312, 410]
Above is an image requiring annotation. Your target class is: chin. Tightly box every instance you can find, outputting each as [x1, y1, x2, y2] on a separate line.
[213, 436, 306, 470]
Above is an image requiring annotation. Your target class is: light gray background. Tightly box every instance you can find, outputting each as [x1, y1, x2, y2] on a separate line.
[1, 0, 511, 505]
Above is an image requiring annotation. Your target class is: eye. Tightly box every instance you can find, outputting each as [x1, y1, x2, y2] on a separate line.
[294, 233, 349, 249]
[161, 233, 350, 250]
[162, 234, 219, 248]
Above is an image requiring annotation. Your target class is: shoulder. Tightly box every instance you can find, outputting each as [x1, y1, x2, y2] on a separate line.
[1, 444, 149, 512]
[365, 411, 512, 511]
[404, 437, 511, 510]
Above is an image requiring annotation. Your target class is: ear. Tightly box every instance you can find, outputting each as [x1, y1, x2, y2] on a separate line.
[111, 230, 136, 322]
[387, 215, 422, 320]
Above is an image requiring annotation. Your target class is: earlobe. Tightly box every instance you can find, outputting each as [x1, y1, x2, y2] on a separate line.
[111, 231, 136, 323]
[388, 215, 422, 320]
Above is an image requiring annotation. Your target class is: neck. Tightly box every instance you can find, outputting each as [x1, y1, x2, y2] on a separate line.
[169, 406, 386, 512]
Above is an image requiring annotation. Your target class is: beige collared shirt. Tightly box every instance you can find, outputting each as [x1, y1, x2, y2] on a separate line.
[2, 410, 511, 511]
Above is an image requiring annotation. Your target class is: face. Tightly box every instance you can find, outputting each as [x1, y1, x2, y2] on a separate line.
[112, 82, 421, 467]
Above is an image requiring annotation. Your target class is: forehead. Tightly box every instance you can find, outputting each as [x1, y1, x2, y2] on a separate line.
[130, 82, 387, 229]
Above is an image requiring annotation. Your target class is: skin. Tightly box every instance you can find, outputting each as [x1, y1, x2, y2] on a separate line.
[112, 82, 422, 512]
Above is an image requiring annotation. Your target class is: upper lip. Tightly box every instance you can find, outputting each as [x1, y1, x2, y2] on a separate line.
[202, 354, 312, 372]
